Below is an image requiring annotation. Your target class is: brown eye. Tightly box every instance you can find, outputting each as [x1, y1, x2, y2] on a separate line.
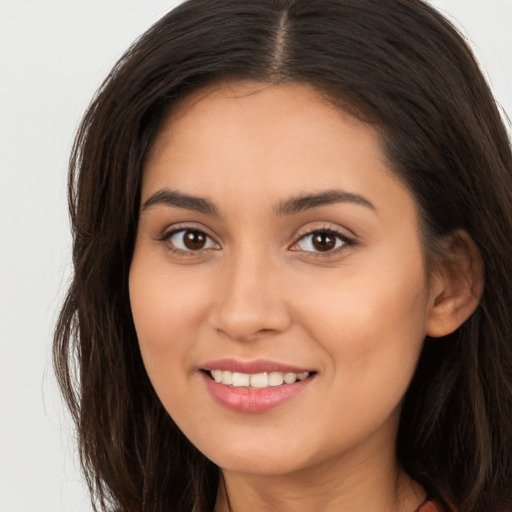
[183, 230, 207, 250]
[293, 229, 350, 254]
[312, 232, 336, 252]
[166, 229, 218, 252]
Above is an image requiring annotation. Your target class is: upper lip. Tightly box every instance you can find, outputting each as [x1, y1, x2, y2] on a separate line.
[201, 358, 313, 374]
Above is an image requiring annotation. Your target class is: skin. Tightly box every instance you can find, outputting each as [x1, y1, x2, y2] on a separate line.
[129, 81, 479, 512]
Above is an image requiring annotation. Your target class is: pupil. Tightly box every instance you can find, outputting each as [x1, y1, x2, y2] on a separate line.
[184, 230, 206, 250]
[312, 232, 336, 251]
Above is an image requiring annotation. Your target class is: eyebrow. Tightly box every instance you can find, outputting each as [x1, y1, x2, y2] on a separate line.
[142, 189, 219, 215]
[141, 187, 376, 216]
[274, 189, 376, 216]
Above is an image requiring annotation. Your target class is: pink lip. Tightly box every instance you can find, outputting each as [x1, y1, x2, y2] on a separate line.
[201, 358, 312, 374]
[200, 359, 315, 413]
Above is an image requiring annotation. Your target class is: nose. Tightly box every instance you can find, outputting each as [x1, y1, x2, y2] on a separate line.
[209, 249, 292, 342]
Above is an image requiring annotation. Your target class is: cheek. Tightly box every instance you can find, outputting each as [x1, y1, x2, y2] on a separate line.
[130, 247, 210, 335]
[129, 253, 204, 386]
[295, 259, 430, 397]
[129, 260, 219, 444]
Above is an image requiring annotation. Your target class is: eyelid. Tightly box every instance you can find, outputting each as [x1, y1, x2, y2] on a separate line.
[289, 225, 357, 254]
[156, 221, 217, 240]
[154, 222, 356, 257]
[156, 223, 221, 254]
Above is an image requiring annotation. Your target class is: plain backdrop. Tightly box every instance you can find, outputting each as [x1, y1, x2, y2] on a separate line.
[0, 1, 510, 511]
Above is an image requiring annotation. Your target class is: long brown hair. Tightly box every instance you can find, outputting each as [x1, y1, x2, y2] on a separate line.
[54, 1, 512, 511]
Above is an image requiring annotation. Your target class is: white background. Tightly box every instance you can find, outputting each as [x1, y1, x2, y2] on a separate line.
[0, 1, 510, 511]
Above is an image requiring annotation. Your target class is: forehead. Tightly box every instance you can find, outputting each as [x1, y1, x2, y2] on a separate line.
[147, 82, 385, 180]
[147, 81, 358, 166]
[142, 81, 416, 223]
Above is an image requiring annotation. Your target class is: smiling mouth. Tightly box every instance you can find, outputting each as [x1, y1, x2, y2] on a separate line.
[206, 369, 311, 389]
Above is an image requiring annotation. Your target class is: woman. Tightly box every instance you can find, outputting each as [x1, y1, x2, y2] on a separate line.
[54, 0, 512, 511]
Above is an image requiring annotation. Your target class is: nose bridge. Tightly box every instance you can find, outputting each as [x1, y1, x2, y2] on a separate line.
[210, 243, 290, 341]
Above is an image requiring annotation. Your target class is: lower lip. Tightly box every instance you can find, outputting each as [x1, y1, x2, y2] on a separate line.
[202, 372, 313, 413]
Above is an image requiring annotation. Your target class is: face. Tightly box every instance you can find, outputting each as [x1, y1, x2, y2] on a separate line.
[129, 81, 435, 477]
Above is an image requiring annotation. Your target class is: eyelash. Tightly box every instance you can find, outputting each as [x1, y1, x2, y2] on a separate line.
[158, 226, 220, 256]
[158, 226, 356, 257]
[290, 227, 356, 255]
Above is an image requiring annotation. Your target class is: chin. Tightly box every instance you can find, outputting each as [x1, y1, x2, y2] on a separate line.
[196, 434, 318, 477]
[216, 455, 304, 476]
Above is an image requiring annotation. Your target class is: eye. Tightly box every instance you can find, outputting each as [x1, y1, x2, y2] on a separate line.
[165, 229, 219, 252]
[292, 229, 353, 253]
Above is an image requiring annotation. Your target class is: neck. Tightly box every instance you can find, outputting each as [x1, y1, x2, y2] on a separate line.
[214, 439, 425, 512]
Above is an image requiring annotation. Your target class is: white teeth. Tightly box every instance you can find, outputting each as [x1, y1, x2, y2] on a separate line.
[268, 372, 284, 386]
[250, 372, 269, 388]
[221, 370, 233, 385]
[283, 372, 297, 384]
[232, 372, 250, 387]
[209, 370, 310, 388]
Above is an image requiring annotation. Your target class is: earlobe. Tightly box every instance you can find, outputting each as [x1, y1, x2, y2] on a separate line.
[425, 230, 484, 338]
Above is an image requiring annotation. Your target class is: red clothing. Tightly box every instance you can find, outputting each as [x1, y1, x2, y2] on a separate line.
[416, 499, 447, 512]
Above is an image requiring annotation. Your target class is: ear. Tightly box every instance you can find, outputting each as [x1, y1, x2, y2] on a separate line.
[426, 230, 484, 338]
